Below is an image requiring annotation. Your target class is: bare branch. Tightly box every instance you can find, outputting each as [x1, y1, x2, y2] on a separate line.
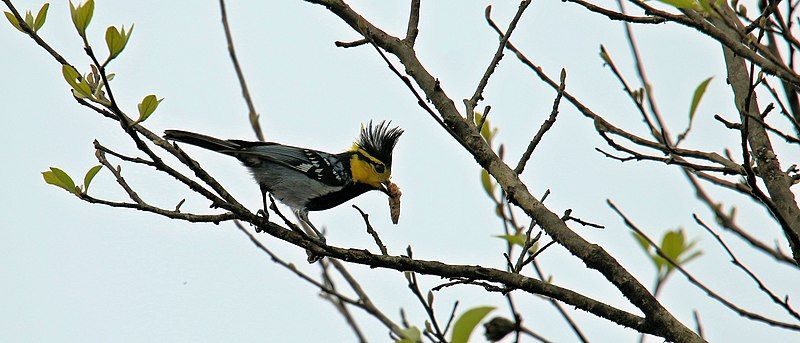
[466, 1, 531, 123]
[694, 215, 800, 320]
[684, 173, 797, 267]
[404, 0, 421, 45]
[80, 194, 235, 223]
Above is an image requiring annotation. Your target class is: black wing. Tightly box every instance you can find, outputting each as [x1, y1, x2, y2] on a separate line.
[230, 141, 349, 186]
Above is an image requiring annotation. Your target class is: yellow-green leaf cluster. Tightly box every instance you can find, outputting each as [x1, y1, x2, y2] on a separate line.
[69, 0, 94, 37]
[42, 165, 102, 195]
[4, 3, 49, 33]
[632, 229, 702, 278]
[105, 24, 133, 61]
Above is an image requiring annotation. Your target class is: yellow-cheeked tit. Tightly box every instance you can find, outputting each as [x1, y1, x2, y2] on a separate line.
[163, 121, 403, 241]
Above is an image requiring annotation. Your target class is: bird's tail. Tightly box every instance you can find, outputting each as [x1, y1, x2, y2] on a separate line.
[163, 130, 241, 153]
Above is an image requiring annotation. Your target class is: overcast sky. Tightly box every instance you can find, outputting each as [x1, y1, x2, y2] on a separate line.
[2, 1, 799, 342]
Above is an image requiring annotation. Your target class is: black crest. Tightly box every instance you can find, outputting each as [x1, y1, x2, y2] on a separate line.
[356, 121, 403, 166]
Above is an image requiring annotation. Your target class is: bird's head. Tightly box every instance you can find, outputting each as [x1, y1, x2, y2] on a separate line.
[348, 121, 403, 194]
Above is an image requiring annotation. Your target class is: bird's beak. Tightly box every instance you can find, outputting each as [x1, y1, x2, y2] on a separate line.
[378, 180, 391, 195]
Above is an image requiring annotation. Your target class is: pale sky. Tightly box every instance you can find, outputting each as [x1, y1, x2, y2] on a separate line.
[2, 1, 799, 342]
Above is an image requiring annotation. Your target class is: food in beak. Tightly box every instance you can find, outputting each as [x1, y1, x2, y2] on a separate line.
[385, 181, 402, 224]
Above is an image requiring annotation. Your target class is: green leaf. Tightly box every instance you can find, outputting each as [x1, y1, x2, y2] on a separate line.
[61, 64, 80, 85]
[136, 94, 164, 124]
[451, 306, 495, 343]
[69, 0, 94, 37]
[661, 230, 685, 262]
[33, 3, 49, 32]
[495, 234, 539, 254]
[688, 77, 713, 123]
[23, 10, 34, 29]
[480, 169, 495, 199]
[61, 64, 92, 98]
[50, 167, 76, 191]
[105, 24, 133, 60]
[656, 0, 697, 9]
[396, 326, 422, 343]
[83, 164, 102, 193]
[4, 11, 24, 32]
[495, 234, 526, 248]
[43, 167, 78, 195]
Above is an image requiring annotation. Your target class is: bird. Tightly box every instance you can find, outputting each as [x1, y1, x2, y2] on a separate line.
[163, 121, 403, 242]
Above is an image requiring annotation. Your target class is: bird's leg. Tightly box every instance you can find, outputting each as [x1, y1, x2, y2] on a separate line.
[297, 210, 327, 245]
[256, 186, 269, 221]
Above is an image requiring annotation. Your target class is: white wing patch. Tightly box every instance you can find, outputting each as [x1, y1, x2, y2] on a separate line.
[295, 163, 313, 172]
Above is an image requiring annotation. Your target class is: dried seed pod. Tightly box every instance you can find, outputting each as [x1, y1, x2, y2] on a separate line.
[388, 181, 402, 224]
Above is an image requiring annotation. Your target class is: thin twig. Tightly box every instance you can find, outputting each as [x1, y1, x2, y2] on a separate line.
[80, 194, 235, 223]
[95, 149, 144, 204]
[515, 69, 565, 174]
[466, 1, 531, 123]
[407, 271, 448, 341]
[317, 259, 368, 342]
[335, 38, 368, 48]
[693, 310, 704, 339]
[353, 205, 388, 255]
[218, 0, 264, 141]
[330, 258, 405, 338]
[562, 209, 606, 229]
[563, 0, 666, 24]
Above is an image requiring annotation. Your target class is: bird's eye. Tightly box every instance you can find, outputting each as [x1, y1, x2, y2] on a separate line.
[374, 164, 385, 173]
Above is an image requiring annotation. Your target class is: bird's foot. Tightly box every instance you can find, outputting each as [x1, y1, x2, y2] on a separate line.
[255, 209, 269, 233]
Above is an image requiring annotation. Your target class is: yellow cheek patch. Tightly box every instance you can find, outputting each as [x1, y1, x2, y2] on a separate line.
[349, 154, 391, 188]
